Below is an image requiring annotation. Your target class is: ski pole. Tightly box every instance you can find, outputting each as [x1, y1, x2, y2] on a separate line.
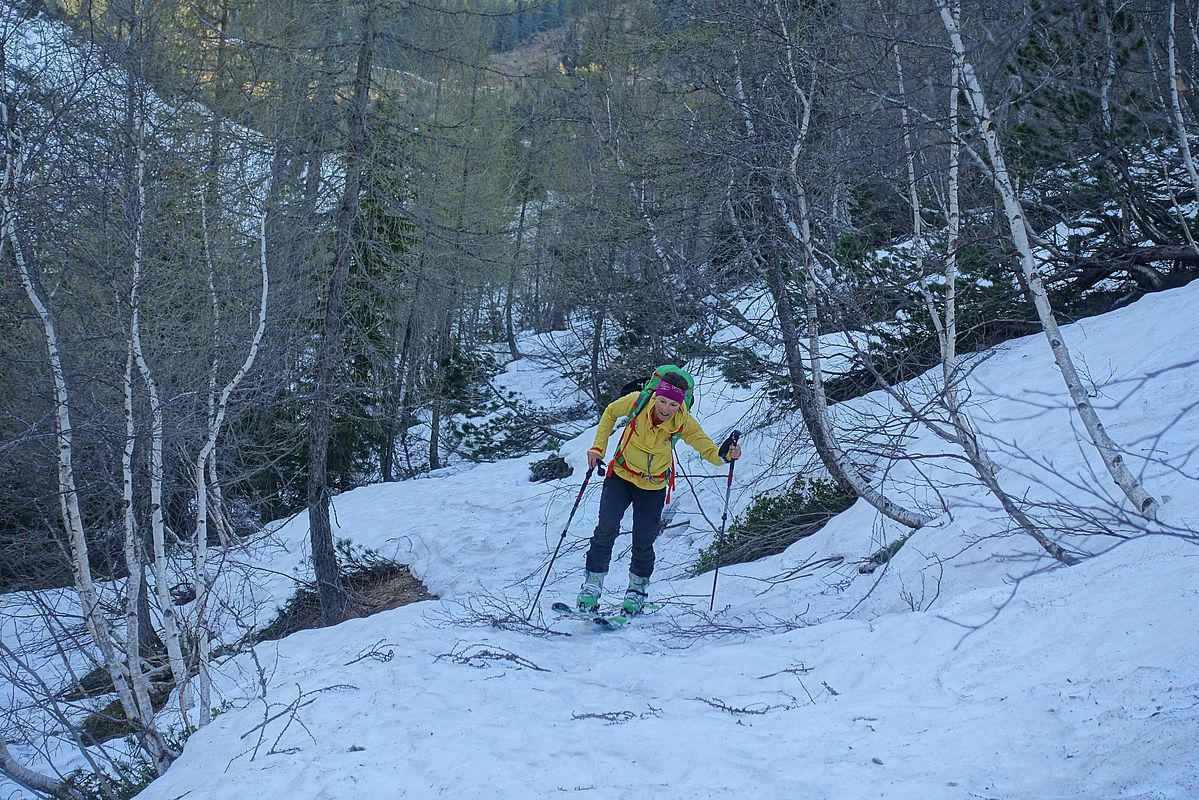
[709, 430, 740, 612]
[526, 459, 604, 620]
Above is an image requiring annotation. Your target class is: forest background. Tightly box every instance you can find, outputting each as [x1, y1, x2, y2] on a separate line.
[2, 0, 1199, 794]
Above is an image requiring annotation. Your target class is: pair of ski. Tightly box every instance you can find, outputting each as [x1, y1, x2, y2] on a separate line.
[550, 601, 662, 629]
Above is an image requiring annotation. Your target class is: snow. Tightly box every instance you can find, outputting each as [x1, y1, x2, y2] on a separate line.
[7, 281, 1189, 800]
[5, 266, 1199, 797]
[128, 535, 1199, 800]
[4, 4, 1196, 796]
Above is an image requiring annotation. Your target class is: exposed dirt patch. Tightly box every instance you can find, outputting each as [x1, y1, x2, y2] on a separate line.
[81, 682, 173, 745]
[255, 559, 436, 644]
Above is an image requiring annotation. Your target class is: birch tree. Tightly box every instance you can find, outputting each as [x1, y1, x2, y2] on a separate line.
[888, 27, 1076, 563]
[1, 49, 175, 782]
[192, 202, 270, 725]
[937, 0, 1160, 521]
[715, 4, 933, 529]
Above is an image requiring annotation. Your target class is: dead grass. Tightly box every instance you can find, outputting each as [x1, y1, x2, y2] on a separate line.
[255, 559, 436, 644]
[488, 26, 567, 80]
[80, 682, 173, 745]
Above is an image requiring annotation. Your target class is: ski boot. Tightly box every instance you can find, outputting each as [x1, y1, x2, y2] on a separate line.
[621, 573, 650, 616]
[576, 571, 606, 612]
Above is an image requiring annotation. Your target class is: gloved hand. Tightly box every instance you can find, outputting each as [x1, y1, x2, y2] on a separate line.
[719, 431, 742, 462]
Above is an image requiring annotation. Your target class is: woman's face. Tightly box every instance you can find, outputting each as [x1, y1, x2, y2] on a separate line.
[653, 395, 681, 420]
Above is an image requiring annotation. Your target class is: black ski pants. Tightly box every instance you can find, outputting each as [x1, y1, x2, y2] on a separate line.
[584, 472, 666, 579]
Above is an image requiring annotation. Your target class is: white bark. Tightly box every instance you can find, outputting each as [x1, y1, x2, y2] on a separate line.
[938, 0, 1159, 520]
[796, 188, 931, 530]
[945, 61, 961, 383]
[1098, 2, 1117, 138]
[122, 343, 161, 736]
[127, 134, 191, 728]
[192, 207, 270, 726]
[201, 197, 234, 548]
[763, 17, 931, 529]
[0, 732, 84, 800]
[3, 43, 172, 774]
[1168, 0, 1199, 207]
[4, 157, 170, 769]
[893, 35, 1074, 563]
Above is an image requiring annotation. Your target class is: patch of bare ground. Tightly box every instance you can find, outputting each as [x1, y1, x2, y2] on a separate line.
[489, 26, 566, 79]
[255, 551, 436, 644]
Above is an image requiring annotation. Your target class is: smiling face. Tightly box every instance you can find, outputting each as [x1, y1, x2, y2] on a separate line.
[652, 395, 681, 422]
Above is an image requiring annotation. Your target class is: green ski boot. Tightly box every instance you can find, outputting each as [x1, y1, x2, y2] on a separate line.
[576, 571, 606, 612]
[621, 573, 650, 616]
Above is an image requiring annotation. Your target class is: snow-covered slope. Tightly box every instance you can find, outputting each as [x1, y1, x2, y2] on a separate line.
[131, 281, 1199, 799]
[5, 278, 1199, 798]
[136, 534, 1197, 800]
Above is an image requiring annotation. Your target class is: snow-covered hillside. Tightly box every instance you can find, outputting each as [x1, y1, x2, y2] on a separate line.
[6, 278, 1199, 799]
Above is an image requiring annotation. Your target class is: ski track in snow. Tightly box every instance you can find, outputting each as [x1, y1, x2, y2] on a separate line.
[5, 282, 1199, 798]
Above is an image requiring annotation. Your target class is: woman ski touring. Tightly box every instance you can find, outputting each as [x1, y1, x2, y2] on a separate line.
[577, 367, 741, 615]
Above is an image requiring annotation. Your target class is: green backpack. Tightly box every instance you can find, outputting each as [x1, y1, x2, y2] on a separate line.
[624, 364, 695, 420]
[612, 365, 696, 493]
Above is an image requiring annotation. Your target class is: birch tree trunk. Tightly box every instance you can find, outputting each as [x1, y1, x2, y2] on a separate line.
[128, 132, 191, 730]
[121, 344, 164, 737]
[191, 210, 270, 726]
[2, 32, 178, 767]
[1167, 0, 1199, 207]
[744, 24, 930, 529]
[938, 0, 1159, 520]
[3, 149, 171, 771]
[891, 38, 1075, 563]
[0, 733, 84, 800]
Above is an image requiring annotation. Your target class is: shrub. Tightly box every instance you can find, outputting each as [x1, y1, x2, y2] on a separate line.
[529, 454, 572, 482]
[693, 477, 855, 574]
[62, 758, 159, 800]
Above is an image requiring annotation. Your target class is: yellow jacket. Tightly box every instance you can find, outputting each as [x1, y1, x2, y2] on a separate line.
[589, 392, 725, 491]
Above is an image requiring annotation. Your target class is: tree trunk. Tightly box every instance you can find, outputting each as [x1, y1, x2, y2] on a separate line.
[428, 273, 460, 472]
[120, 344, 160, 737]
[939, 0, 1159, 520]
[893, 41, 1074, 563]
[1167, 0, 1199, 214]
[0, 733, 84, 800]
[193, 212, 269, 725]
[731, 48, 928, 529]
[504, 192, 529, 361]
[4, 178, 170, 770]
[307, 2, 374, 627]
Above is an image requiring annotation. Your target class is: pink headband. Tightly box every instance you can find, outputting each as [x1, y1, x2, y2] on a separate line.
[655, 382, 686, 405]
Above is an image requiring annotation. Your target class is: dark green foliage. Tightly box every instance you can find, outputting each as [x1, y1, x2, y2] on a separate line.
[487, 0, 598, 53]
[711, 340, 792, 405]
[64, 706, 227, 800]
[718, 346, 772, 389]
[1006, 2, 1149, 179]
[822, 236, 1044, 404]
[529, 454, 572, 482]
[439, 346, 499, 417]
[62, 757, 160, 800]
[693, 477, 855, 574]
[441, 346, 566, 459]
[587, 322, 709, 412]
[453, 399, 562, 462]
